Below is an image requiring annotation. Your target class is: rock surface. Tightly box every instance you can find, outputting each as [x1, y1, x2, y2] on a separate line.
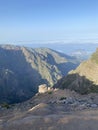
[38, 84, 48, 93]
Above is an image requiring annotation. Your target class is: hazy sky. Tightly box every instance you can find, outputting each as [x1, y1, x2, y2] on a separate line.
[0, 0, 97, 44]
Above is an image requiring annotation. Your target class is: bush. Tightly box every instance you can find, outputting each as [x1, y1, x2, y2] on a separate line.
[1, 103, 10, 109]
[48, 91, 52, 94]
[59, 97, 67, 100]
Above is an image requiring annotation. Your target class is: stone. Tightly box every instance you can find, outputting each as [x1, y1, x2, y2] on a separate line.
[38, 84, 48, 93]
[66, 97, 75, 104]
[90, 104, 97, 108]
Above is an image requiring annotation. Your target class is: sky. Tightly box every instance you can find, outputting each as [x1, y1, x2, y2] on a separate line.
[0, 0, 98, 44]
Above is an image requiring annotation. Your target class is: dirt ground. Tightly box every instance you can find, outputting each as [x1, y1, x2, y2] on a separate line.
[1, 109, 98, 130]
[1, 89, 98, 130]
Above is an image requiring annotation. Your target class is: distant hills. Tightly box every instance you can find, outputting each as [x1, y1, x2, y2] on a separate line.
[70, 49, 91, 61]
[0, 45, 79, 104]
[54, 48, 98, 94]
[21, 43, 97, 55]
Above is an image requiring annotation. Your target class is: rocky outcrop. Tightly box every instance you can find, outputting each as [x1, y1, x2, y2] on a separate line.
[38, 84, 48, 93]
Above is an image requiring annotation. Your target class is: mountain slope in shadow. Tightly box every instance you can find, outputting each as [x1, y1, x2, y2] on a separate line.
[54, 73, 98, 94]
[0, 45, 79, 104]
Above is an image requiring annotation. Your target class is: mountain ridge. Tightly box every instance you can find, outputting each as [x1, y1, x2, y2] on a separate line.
[0, 44, 79, 104]
[54, 48, 98, 94]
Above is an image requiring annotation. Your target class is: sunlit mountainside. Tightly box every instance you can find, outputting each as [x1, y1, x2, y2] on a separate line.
[54, 48, 98, 94]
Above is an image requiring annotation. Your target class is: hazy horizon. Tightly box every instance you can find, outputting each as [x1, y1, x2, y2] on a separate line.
[0, 0, 97, 44]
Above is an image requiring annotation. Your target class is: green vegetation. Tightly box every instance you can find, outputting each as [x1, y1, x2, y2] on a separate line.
[48, 91, 52, 94]
[91, 49, 98, 64]
[90, 85, 98, 93]
[59, 97, 67, 100]
[1, 103, 10, 109]
[55, 73, 98, 95]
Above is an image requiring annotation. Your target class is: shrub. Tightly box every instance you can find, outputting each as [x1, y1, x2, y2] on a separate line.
[59, 97, 67, 100]
[48, 91, 52, 94]
[1, 103, 10, 109]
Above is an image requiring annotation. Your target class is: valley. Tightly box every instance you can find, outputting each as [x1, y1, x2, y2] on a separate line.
[0, 45, 98, 130]
[0, 45, 79, 104]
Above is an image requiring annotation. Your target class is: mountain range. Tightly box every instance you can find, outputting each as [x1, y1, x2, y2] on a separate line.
[0, 44, 79, 104]
[1, 45, 98, 130]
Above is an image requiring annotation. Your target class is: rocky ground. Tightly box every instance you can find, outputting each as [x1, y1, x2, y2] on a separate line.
[1, 89, 98, 130]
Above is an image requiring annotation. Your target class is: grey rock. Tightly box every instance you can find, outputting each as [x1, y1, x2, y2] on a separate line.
[90, 104, 97, 108]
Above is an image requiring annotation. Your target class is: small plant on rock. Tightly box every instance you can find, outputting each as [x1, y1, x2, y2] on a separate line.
[48, 91, 52, 94]
[59, 97, 67, 100]
[1, 103, 10, 109]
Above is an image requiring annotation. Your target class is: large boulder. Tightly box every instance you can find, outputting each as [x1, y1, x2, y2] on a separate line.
[38, 84, 48, 93]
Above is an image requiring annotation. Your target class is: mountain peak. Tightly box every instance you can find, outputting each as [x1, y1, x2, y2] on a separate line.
[91, 48, 98, 64]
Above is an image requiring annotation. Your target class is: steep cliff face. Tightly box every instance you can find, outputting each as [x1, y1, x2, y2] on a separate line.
[0, 45, 79, 104]
[54, 48, 98, 94]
